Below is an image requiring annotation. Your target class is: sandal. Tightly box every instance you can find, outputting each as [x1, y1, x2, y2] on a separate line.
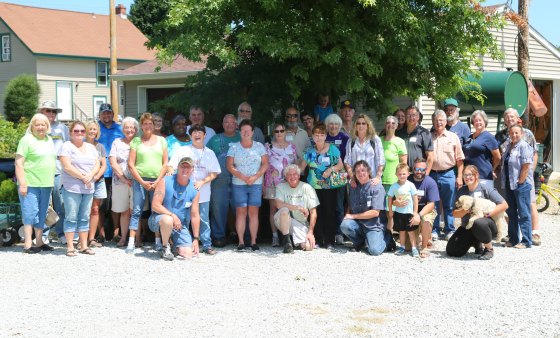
[66, 249, 77, 257]
[88, 239, 102, 248]
[79, 247, 96, 255]
[419, 249, 430, 258]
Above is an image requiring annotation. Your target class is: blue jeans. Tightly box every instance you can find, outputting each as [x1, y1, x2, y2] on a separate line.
[335, 186, 346, 235]
[62, 189, 94, 233]
[52, 174, 65, 237]
[19, 186, 52, 230]
[210, 179, 235, 241]
[430, 170, 456, 235]
[505, 181, 532, 247]
[340, 219, 389, 256]
[130, 179, 155, 231]
[199, 202, 212, 250]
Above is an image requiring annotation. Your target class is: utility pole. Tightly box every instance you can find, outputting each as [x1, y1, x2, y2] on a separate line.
[518, 0, 529, 82]
[109, 0, 119, 121]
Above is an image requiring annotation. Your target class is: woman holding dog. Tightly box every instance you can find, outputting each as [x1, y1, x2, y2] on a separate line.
[500, 124, 534, 248]
[447, 165, 507, 260]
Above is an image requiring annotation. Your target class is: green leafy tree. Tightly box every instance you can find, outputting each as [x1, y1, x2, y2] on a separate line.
[0, 118, 28, 158]
[3, 74, 40, 122]
[145, 0, 503, 119]
[129, 0, 171, 42]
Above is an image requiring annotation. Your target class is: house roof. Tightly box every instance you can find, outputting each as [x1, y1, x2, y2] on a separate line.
[112, 55, 206, 80]
[0, 2, 155, 61]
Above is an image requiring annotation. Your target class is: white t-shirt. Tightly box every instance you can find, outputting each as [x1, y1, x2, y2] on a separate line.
[169, 145, 221, 203]
[186, 125, 216, 145]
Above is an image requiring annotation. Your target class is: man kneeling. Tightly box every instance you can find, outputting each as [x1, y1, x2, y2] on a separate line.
[274, 164, 319, 253]
[341, 160, 391, 255]
[150, 157, 201, 260]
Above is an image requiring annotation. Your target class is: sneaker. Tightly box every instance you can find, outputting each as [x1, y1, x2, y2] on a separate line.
[23, 247, 41, 254]
[237, 244, 245, 251]
[532, 234, 541, 246]
[124, 246, 135, 255]
[478, 247, 494, 260]
[335, 234, 344, 245]
[395, 247, 407, 255]
[154, 242, 163, 251]
[411, 247, 420, 258]
[282, 235, 294, 253]
[160, 244, 174, 261]
[203, 248, 217, 255]
[431, 233, 439, 242]
[445, 232, 455, 241]
[474, 243, 484, 255]
[251, 244, 260, 251]
[272, 235, 280, 247]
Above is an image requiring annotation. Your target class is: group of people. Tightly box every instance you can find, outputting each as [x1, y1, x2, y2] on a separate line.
[14, 96, 540, 261]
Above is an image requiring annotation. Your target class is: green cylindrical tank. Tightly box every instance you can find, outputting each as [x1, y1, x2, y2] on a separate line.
[457, 71, 528, 116]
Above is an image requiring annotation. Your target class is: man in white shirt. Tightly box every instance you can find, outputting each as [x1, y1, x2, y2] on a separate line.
[186, 106, 216, 145]
[168, 125, 221, 254]
[284, 107, 311, 158]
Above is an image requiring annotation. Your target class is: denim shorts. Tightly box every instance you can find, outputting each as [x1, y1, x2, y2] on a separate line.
[93, 179, 107, 199]
[232, 184, 262, 208]
[148, 214, 192, 248]
[18, 186, 52, 229]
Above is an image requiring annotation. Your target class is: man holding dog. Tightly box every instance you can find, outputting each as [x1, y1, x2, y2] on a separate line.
[430, 110, 464, 241]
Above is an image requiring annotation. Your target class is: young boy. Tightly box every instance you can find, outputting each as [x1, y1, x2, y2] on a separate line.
[387, 163, 419, 257]
[314, 94, 334, 123]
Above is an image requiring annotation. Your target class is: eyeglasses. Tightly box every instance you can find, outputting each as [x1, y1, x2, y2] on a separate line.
[286, 114, 298, 119]
[239, 109, 252, 113]
[274, 129, 285, 134]
[73, 130, 86, 134]
[414, 168, 426, 172]
[356, 122, 367, 126]
[463, 173, 474, 178]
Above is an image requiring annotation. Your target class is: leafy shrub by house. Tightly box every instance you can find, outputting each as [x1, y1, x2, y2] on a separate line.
[3, 74, 40, 122]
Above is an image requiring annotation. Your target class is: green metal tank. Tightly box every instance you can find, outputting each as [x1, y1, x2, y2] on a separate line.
[457, 71, 528, 116]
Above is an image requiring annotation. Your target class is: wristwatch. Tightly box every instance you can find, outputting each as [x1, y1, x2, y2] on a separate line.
[192, 237, 200, 241]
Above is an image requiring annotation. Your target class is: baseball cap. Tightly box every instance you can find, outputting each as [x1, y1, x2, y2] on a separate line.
[443, 98, 458, 107]
[38, 100, 62, 113]
[340, 100, 354, 109]
[178, 157, 194, 167]
[99, 103, 113, 113]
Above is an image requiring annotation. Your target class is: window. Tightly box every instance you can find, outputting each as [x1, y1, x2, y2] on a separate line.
[96, 61, 108, 86]
[1, 34, 10, 62]
[119, 85, 125, 106]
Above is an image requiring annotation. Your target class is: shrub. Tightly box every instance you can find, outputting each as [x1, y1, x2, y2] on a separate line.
[3, 74, 40, 122]
[0, 118, 28, 158]
[0, 179, 18, 203]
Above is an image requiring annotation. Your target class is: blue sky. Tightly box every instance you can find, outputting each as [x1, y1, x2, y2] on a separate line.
[3, 0, 559, 46]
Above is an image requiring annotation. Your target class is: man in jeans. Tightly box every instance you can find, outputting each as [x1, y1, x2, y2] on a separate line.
[39, 100, 68, 243]
[150, 157, 201, 260]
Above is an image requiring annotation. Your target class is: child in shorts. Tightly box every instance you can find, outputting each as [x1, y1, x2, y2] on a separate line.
[387, 163, 419, 257]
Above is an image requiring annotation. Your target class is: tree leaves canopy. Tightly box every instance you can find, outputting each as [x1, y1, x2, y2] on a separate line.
[143, 0, 503, 118]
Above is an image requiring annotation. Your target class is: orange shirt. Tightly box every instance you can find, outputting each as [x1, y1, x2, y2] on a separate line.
[431, 130, 464, 171]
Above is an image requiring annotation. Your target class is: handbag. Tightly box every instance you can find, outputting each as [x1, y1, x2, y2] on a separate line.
[327, 168, 349, 188]
[45, 205, 59, 227]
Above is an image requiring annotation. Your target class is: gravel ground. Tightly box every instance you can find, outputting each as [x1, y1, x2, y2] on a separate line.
[1, 211, 560, 338]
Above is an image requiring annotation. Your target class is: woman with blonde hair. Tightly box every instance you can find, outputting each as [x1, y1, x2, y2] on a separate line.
[84, 121, 107, 247]
[15, 114, 57, 253]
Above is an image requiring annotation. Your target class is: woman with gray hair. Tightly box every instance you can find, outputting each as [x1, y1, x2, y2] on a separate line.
[324, 113, 350, 245]
[15, 114, 57, 253]
[462, 110, 500, 187]
[109, 116, 138, 247]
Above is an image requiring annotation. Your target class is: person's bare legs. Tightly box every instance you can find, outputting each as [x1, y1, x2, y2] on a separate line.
[269, 199, 277, 233]
[248, 206, 259, 245]
[117, 209, 130, 246]
[421, 221, 431, 250]
[111, 211, 120, 239]
[88, 199, 102, 243]
[399, 231, 407, 250]
[23, 225, 34, 249]
[408, 230, 417, 250]
[78, 230, 90, 252]
[236, 207, 248, 245]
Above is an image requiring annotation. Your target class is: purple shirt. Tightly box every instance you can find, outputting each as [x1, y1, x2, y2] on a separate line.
[59, 141, 98, 194]
[326, 132, 350, 162]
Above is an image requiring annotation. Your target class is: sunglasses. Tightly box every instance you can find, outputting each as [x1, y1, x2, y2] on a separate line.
[414, 168, 426, 172]
[73, 130, 86, 134]
[286, 114, 298, 118]
[274, 129, 285, 133]
[43, 109, 56, 113]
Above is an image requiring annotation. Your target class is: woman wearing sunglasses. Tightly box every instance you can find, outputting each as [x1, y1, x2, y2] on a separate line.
[263, 122, 299, 246]
[59, 121, 100, 256]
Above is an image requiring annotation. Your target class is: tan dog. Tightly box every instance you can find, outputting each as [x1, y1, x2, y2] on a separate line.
[455, 195, 507, 242]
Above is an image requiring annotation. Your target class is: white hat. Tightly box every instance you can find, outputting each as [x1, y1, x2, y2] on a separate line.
[38, 100, 62, 113]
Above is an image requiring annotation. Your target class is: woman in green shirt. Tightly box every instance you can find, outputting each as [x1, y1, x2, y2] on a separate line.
[127, 113, 168, 254]
[15, 114, 57, 254]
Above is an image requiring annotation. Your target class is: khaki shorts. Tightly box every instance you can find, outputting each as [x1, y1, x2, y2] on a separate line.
[273, 207, 309, 245]
[111, 183, 133, 213]
[420, 209, 437, 226]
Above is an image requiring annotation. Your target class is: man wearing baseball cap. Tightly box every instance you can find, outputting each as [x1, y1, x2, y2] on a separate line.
[339, 100, 355, 135]
[150, 156, 201, 260]
[39, 100, 68, 243]
[97, 103, 124, 240]
[442, 98, 470, 145]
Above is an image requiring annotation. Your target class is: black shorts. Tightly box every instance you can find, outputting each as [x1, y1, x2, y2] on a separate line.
[393, 212, 418, 232]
